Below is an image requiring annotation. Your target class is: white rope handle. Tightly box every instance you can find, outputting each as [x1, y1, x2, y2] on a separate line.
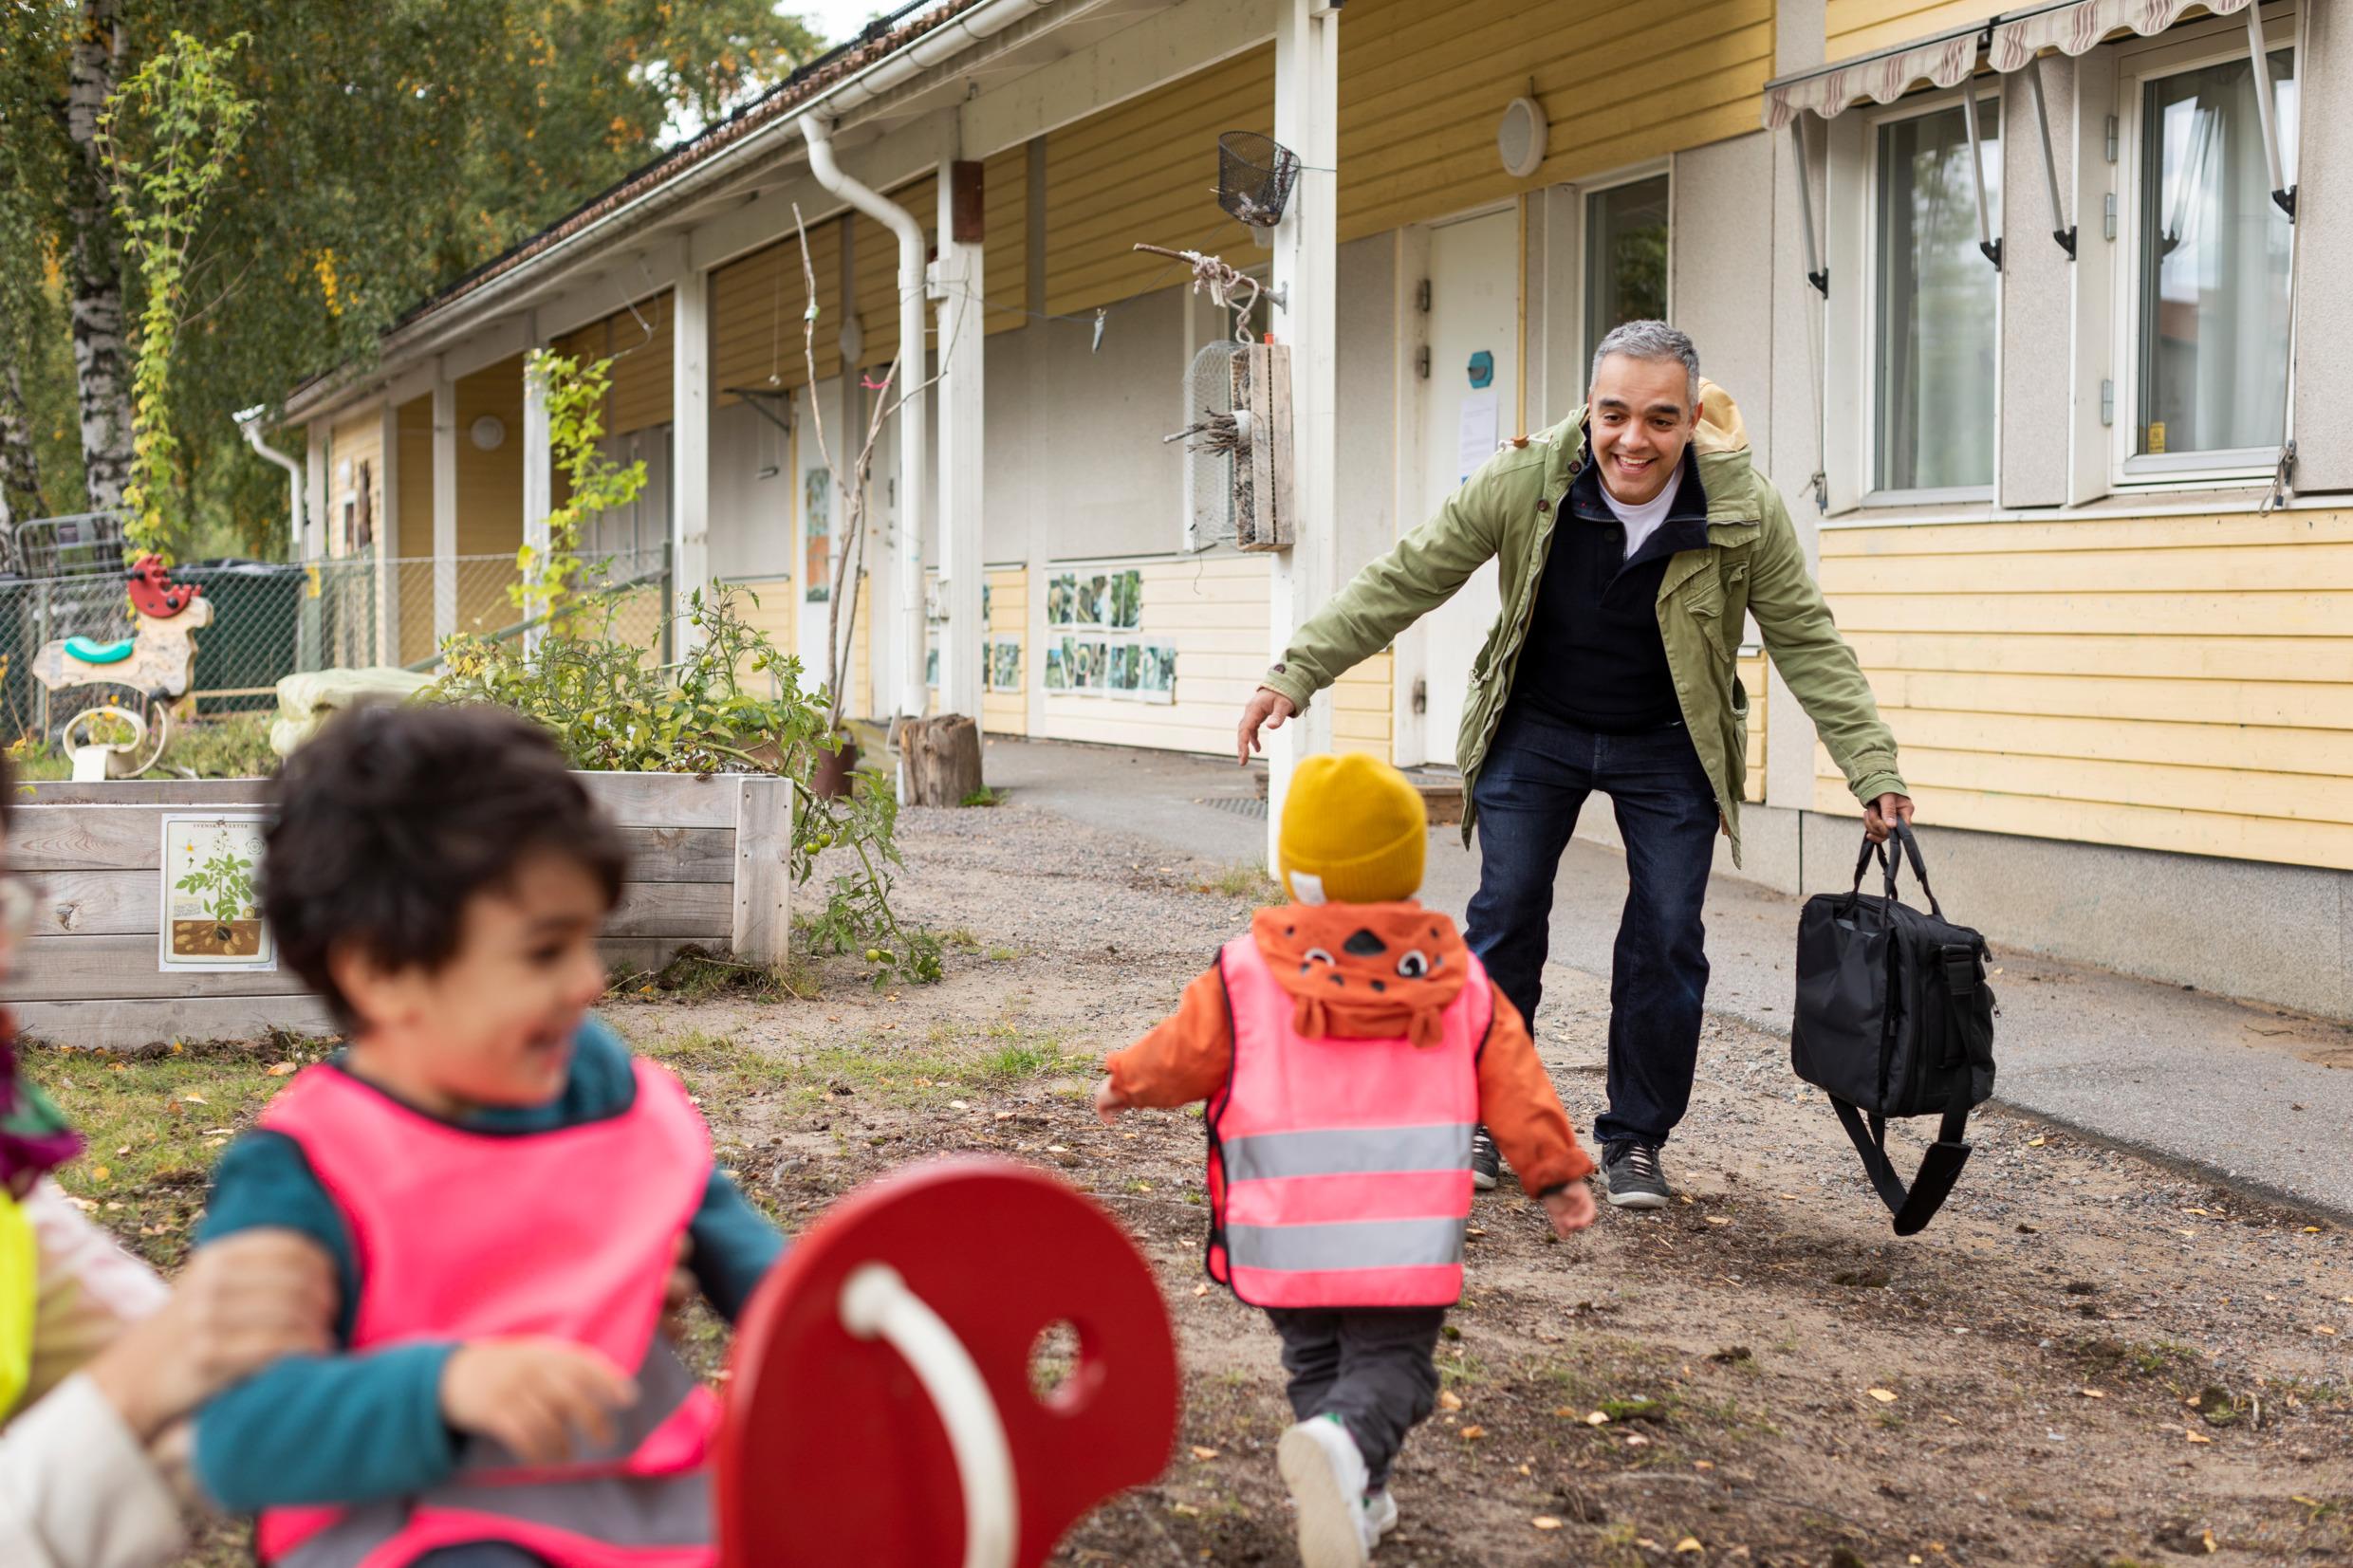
[839, 1263, 1019, 1568]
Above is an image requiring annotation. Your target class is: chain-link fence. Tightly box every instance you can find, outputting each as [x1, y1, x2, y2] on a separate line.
[0, 548, 670, 742]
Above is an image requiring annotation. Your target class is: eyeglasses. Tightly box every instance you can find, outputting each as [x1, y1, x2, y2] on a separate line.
[0, 876, 44, 944]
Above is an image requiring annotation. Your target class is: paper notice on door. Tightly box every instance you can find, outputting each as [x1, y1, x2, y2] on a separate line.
[1456, 387, 1500, 484]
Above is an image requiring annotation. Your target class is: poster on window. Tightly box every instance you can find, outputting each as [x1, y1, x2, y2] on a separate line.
[159, 815, 275, 971]
[1044, 641, 1068, 690]
[1070, 639, 1106, 691]
[1046, 572, 1078, 627]
[987, 638, 1022, 692]
[1139, 641, 1176, 704]
[803, 470, 832, 602]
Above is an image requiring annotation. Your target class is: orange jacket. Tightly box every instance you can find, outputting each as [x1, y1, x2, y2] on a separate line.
[1105, 902, 1594, 1197]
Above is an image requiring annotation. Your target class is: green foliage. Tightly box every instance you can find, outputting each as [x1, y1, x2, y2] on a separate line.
[427, 584, 941, 987]
[99, 31, 258, 559]
[176, 842, 257, 923]
[513, 348, 645, 623]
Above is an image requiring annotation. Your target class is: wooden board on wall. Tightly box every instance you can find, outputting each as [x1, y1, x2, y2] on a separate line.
[982, 565, 1029, 737]
[983, 146, 1029, 337]
[1737, 650, 1767, 803]
[852, 175, 937, 374]
[1825, 0, 2010, 60]
[1333, 651, 1393, 764]
[1815, 513, 2353, 870]
[713, 218, 843, 400]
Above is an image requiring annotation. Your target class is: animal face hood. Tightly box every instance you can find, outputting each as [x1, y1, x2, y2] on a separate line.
[1251, 902, 1471, 1048]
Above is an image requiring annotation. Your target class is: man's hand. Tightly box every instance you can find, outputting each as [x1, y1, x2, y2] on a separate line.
[1541, 1184, 1597, 1239]
[440, 1338, 637, 1466]
[1236, 687, 1297, 766]
[1862, 792, 1916, 844]
[1093, 1075, 1127, 1127]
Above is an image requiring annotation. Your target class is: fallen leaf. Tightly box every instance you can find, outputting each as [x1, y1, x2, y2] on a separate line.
[2185, 1429, 2213, 1444]
[1458, 1425, 1486, 1440]
[949, 1099, 970, 1111]
[1516, 1463, 1531, 1475]
[1584, 1411, 1610, 1426]
[1866, 1388, 1899, 1403]
[180, 1093, 207, 1105]
[1168, 1502, 1200, 1517]
[267, 1061, 299, 1076]
[91, 1165, 109, 1183]
[2201, 1531, 2217, 1554]
[1189, 1446, 1219, 1461]
[1624, 1433, 1651, 1448]
[1693, 1460, 1714, 1470]
[1438, 1390, 1464, 1411]
[1530, 1518, 1563, 1531]
[2080, 1388, 2106, 1398]
[1704, 1215, 1731, 1227]
[2304, 1226, 2323, 1233]
[2315, 1325, 2338, 1336]
[2027, 1136, 2047, 1147]
[2177, 1230, 2198, 1239]
[114, 1145, 128, 1155]
[2184, 1207, 2211, 1216]
[1776, 1191, 1801, 1200]
[1637, 1541, 1662, 1553]
[1677, 1540, 1705, 1554]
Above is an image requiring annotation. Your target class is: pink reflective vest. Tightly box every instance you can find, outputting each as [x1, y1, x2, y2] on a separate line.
[253, 1059, 720, 1568]
[1205, 934, 1489, 1309]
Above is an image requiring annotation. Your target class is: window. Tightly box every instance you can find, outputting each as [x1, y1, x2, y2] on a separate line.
[1583, 175, 1670, 355]
[2128, 46, 2296, 468]
[1871, 98, 2000, 494]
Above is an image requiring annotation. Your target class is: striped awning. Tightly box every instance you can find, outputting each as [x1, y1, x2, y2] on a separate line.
[1990, 0, 2256, 71]
[1762, 26, 1982, 128]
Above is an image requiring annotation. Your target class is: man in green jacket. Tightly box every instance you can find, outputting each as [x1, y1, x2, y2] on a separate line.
[1235, 321, 1912, 1209]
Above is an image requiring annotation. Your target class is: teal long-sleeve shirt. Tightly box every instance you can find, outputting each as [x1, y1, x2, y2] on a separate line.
[191, 1018, 783, 1513]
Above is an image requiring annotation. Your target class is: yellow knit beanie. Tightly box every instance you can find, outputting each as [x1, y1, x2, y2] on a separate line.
[1278, 752, 1427, 906]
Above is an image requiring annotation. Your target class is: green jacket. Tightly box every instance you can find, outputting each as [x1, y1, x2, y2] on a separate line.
[1257, 407, 1904, 865]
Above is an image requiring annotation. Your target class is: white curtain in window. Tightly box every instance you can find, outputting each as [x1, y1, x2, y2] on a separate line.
[2136, 50, 2296, 457]
[1877, 104, 2001, 491]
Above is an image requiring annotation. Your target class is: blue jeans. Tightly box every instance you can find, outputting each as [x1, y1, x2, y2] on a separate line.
[1465, 706, 1719, 1148]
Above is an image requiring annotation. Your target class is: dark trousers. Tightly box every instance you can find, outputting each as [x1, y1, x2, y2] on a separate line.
[415, 1549, 547, 1566]
[1267, 1305, 1446, 1488]
[1465, 705, 1719, 1148]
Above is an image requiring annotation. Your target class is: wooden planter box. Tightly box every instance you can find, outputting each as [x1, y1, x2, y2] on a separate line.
[7, 772, 792, 1049]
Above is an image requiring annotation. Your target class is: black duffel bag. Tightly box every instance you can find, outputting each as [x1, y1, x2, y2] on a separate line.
[1791, 821, 1995, 1235]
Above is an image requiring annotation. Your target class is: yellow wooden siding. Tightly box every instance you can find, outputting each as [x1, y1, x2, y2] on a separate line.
[326, 407, 382, 562]
[1036, 554, 1270, 753]
[1813, 513, 2353, 871]
[1332, 652, 1392, 763]
[982, 566, 1029, 737]
[1335, 0, 1773, 242]
[1737, 650, 1767, 804]
[454, 357, 525, 638]
[602, 295, 674, 435]
[395, 397, 435, 666]
[1044, 49, 1273, 317]
[851, 175, 936, 374]
[1825, 0, 2010, 60]
[852, 573, 872, 718]
[983, 146, 1028, 337]
[726, 577, 796, 692]
[712, 218, 843, 405]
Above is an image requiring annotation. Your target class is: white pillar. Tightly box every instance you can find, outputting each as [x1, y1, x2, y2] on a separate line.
[377, 400, 399, 666]
[673, 249, 713, 653]
[303, 426, 329, 563]
[936, 159, 987, 728]
[1267, 0, 1341, 867]
[522, 322, 552, 657]
[432, 361, 457, 656]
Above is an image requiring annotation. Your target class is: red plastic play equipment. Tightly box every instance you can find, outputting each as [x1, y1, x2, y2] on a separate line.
[715, 1156, 1180, 1568]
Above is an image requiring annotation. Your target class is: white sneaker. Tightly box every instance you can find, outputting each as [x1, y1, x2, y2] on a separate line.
[1363, 1487, 1399, 1549]
[1277, 1417, 1371, 1568]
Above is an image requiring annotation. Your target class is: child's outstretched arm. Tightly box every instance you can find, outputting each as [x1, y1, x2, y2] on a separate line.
[1096, 965, 1234, 1124]
[1476, 988, 1598, 1238]
[684, 1170, 785, 1320]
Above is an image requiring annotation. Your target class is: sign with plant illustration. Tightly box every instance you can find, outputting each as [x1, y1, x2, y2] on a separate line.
[159, 815, 274, 970]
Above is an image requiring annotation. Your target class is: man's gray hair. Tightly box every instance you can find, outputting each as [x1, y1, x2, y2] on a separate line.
[1590, 320, 1699, 407]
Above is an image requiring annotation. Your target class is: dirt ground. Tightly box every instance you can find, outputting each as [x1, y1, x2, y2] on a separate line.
[614, 797, 2353, 1568]
[72, 792, 2348, 1567]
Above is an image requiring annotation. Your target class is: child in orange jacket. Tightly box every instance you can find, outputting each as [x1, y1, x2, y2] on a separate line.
[1096, 753, 1595, 1568]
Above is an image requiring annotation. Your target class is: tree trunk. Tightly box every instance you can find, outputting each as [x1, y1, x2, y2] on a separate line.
[900, 714, 984, 806]
[0, 361, 39, 568]
[62, 0, 131, 518]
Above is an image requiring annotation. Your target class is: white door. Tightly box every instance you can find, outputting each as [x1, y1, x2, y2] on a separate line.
[1416, 209, 1519, 766]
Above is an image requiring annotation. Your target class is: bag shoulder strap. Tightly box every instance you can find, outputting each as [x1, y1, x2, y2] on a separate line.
[1826, 1081, 1974, 1237]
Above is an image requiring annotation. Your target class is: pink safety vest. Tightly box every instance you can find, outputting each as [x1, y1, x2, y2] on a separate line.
[252, 1059, 721, 1568]
[1206, 935, 1490, 1310]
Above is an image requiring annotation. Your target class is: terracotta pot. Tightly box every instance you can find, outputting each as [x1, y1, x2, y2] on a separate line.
[809, 735, 861, 799]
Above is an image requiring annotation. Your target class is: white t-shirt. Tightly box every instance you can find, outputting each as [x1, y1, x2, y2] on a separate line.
[1596, 464, 1684, 563]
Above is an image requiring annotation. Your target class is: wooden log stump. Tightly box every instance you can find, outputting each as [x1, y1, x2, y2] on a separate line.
[901, 714, 984, 806]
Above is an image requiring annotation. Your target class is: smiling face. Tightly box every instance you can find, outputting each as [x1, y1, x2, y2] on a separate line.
[332, 848, 612, 1117]
[1587, 352, 1696, 507]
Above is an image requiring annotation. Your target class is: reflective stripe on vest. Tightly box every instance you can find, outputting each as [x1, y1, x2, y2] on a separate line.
[1207, 934, 1488, 1310]
[254, 1054, 717, 1568]
[0, 1192, 30, 1420]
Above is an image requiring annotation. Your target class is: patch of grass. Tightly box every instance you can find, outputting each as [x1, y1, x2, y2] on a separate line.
[959, 786, 1005, 807]
[941, 927, 984, 951]
[10, 710, 278, 784]
[1196, 861, 1284, 905]
[985, 946, 1020, 963]
[628, 1023, 1089, 1108]
[23, 1036, 337, 1263]
[615, 946, 819, 1004]
[2076, 1336, 2201, 1380]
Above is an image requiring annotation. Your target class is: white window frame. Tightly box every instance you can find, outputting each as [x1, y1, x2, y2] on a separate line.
[1570, 159, 1675, 379]
[1858, 85, 2007, 508]
[2107, 9, 2298, 489]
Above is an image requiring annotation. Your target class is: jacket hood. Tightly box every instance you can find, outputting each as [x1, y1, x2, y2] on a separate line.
[1251, 902, 1470, 1047]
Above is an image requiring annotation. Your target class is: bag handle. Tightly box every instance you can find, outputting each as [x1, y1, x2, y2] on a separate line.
[1826, 1082, 1973, 1236]
[1845, 821, 1947, 921]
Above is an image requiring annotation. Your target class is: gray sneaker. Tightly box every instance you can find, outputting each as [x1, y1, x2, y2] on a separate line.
[1469, 1127, 1502, 1191]
[1602, 1139, 1671, 1209]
